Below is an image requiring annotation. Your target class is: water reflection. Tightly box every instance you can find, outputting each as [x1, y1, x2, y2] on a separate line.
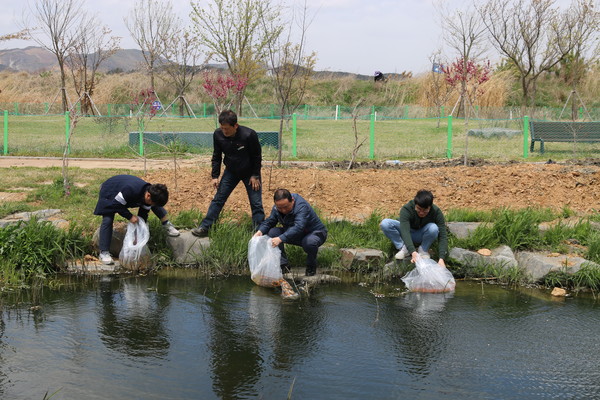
[204, 280, 324, 399]
[98, 279, 171, 358]
[381, 292, 453, 378]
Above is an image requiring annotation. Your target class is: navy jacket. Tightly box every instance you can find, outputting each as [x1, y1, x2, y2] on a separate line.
[211, 125, 262, 179]
[258, 194, 327, 243]
[93, 175, 152, 221]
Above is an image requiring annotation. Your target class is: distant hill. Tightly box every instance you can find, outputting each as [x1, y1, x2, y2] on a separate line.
[0, 46, 151, 73]
[0, 46, 407, 80]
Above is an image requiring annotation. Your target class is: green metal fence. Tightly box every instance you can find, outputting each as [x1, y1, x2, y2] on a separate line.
[3, 110, 600, 161]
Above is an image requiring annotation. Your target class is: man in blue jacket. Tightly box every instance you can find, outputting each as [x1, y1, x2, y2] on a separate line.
[254, 188, 328, 276]
[192, 109, 264, 237]
[94, 174, 180, 265]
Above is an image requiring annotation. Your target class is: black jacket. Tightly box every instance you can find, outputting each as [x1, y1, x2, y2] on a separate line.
[93, 175, 152, 221]
[211, 125, 262, 179]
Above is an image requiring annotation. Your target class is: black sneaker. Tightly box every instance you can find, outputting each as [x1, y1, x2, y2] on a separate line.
[191, 227, 209, 237]
[305, 266, 316, 276]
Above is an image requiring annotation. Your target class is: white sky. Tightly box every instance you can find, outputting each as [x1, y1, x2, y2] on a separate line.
[0, 0, 569, 76]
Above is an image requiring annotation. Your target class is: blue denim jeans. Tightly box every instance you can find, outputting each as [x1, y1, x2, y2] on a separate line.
[379, 218, 439, 251]
[201, 168, 264, 229]
[266, 227, 327, 268]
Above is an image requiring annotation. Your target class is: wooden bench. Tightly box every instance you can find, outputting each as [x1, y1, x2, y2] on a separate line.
[128, 131, 279, 149]
[529, 121, 600, 153]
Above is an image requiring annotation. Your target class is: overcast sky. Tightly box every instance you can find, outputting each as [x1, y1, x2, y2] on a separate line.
[0, 0, 570, 76]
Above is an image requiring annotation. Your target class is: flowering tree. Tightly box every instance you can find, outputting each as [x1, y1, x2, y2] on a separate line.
[443, 57, 491, 165]
[201, 71, 248, 122]
[443, 57, 491, 120]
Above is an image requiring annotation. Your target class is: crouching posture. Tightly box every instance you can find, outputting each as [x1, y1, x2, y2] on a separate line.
[254, 189, 328, 276]
[380, 189, 447, 267]
[94, 174, 180, 265]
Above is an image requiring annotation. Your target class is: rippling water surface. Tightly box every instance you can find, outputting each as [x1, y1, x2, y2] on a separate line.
[0, 276, 598, 399]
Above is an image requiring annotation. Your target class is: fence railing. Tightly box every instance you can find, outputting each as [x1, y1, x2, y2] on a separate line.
[1, 101, 598, 121]
[3, 111, 600, 162]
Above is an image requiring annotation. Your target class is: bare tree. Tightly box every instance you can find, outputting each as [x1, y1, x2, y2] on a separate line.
[67, 15, 120, 115]
[439, 3, 487, 118]
[190, 0, 283, 115]
[424, 50, 453, 127]
[24, 0, 84, 112]
[261, 0, 316, 165]
[124, 0, 177, 89]
[161, 22, 205, 117]
[478, 0, 599, 109]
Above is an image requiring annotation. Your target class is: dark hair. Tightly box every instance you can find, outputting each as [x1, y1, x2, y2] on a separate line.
[273, 188, 292, 202]
[218, 109, 238, 126]
[148, 183, 169, 207]
[414, 189, 433, 208]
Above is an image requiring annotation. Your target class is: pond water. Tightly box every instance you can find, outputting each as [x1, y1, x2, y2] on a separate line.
[1, 275, 599, 400]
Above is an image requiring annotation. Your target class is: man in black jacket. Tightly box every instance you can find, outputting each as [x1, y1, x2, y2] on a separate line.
[254, 188, 327, 276]
[192, 110, 264, 237]
[94, 174, 179, 265]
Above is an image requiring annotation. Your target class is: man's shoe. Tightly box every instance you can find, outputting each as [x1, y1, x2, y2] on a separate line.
[305, 266, 316, 276]
[99, 251, 114, 265]
[394, 246, 409, 260]
[191, 227, 209, 237]
[417, 246, 430, 259]
[163, 221, 180, 237]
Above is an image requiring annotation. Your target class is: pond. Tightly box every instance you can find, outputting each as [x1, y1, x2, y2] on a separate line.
[1, 275, 599, 400]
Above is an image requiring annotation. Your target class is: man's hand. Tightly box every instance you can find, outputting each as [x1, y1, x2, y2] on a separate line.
[249, 176, 261, 191]
[130, 215, 139, 224]
[411, 251, 419, 263]
[271, 237, 282, 247]
[253, 231, 263, 237]
[212, 178, 219, 190]
[438, 259, 446, 268]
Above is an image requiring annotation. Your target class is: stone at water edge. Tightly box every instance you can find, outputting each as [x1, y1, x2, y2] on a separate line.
[551, 287, 567, 297]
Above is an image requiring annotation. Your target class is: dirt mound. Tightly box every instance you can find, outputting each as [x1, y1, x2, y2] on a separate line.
[144, 161, 600, 221]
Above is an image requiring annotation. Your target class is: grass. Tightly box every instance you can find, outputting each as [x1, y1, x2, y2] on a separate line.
[3, 167, 600, 291]
[6, 114, 600, 162]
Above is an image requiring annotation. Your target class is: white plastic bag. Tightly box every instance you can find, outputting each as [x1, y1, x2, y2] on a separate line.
[248, 236, 282, 287]
[119, 218, 151, 270]
[401, 257, 456, 293]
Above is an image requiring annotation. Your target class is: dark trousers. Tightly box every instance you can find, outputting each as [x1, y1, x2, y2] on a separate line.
[99, 206, 167, 252]
[201, 169, 265, 229]
[267, 227, 327, 268]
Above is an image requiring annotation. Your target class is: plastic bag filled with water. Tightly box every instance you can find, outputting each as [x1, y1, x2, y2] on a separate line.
[248, 236, 283, 287]
[119, 218, 151, 270]
[401, 256, 456, 293]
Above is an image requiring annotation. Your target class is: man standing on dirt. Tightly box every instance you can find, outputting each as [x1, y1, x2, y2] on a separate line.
[94, 174, 180, 265]
[254, 188, 328, 276]
[380, 189, 448, 266]
[191, 110, 264, 237]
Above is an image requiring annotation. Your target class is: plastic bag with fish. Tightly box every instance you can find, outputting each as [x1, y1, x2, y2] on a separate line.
[401, 256, 456, 293]
[119, 218, 151, 270]
[248, 236, 283, 287]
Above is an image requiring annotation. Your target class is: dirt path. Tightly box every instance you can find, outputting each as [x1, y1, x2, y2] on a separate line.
[3, 156, 600, 221]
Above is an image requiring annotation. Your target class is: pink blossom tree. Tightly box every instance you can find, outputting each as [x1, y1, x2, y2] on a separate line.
[201, 71, 248, 123]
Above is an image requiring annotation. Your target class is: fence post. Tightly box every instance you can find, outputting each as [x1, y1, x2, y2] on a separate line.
[292, 113, 297, 157]
[45, 102, 49, 114]
[203, 103, 207, 118]
[3, 110, 8, 155]
[138, 119, 145, 156]
[304, 104, 308, 119]
[446, 115, 453, 159]
[335, 105, 339, 120]
[65, 111, 71, 155]
[523, 115, 529, 159]
[369, 111, 375, 159]
[107, 104, 112, 117]
[14, 102, 18, 115]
